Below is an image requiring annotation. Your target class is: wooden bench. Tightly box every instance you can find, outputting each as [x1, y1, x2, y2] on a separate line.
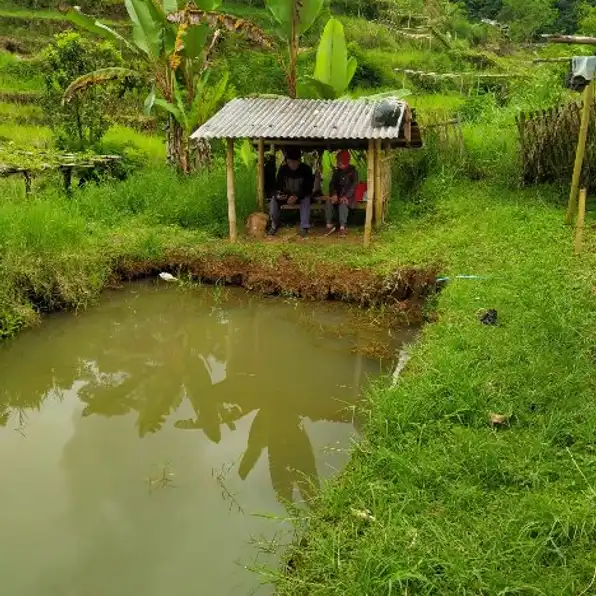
[280, 200, 368, 211]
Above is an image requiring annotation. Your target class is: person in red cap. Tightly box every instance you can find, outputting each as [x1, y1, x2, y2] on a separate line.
[325, 150, 358, 237]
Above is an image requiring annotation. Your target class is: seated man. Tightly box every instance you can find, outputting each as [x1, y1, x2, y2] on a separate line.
[325, 150, 358, 238]
[268, 147, 314, 238]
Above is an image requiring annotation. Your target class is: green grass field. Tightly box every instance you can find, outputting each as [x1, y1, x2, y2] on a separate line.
[273, 179, 596, 595]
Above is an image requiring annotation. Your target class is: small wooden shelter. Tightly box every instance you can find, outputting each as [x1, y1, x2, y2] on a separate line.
[191, 97, 423, 246]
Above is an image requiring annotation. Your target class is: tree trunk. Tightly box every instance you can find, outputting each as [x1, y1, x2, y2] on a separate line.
[166, 118, 191, 173]
[288, 5, 298, 98]
[191, 138, 212, 169]
[166, 115, 175, 167]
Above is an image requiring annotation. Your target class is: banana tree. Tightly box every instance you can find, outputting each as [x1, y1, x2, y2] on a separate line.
[297, 17, 412, 101]
[65, 0, 269, 172]
[265, 0, 324, 97]
[297, 17, 357, 99]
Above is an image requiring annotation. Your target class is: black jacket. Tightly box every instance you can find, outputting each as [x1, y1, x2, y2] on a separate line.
[329, 166, 358, 207]
[275, 163, 314, 200]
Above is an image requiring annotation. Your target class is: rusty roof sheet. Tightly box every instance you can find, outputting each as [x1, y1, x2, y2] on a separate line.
[191, 98, 409, 141]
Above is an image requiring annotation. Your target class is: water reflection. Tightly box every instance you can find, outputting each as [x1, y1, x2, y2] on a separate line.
[0, 283, 401, 506]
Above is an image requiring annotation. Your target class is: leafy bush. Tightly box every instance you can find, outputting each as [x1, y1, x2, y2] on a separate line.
[40, 32, 123, 151]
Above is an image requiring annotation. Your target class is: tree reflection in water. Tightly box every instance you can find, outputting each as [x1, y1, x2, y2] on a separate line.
[0, 284, 391, 505]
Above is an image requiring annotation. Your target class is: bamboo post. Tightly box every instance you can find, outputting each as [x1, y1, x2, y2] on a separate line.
[22, 170, 31, 196]
[374, 139, 383, 228]
[256, 138, 265, 210]
[364, 139, 375, 247]
[226, 138, 237, 242]
[574, 188, 587, 254]
[566, 80, 594, 224]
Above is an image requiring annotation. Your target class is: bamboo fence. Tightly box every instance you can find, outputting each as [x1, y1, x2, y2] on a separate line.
[516, 99, 596, 189]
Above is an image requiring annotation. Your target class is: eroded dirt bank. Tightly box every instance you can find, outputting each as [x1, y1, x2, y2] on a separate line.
[114, 252, 439, 321]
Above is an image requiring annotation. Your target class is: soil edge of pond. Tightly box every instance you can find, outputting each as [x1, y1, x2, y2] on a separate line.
[113, 253, 440, 324]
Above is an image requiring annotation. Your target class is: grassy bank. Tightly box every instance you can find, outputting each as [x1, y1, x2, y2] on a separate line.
[273, 180, 596, 594]
[5, 153, 595, 593]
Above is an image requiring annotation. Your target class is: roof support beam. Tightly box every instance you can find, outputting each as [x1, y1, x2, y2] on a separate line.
[257, 138, 265, 210]
[364, 140, 375, 247]
[226, 138, 237, 243]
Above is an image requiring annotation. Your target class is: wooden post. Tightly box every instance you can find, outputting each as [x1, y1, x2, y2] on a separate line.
[364, 139, 375, 247]
[22, 170, 31, 196]
[226, 138, 237, 242]
[575, 188, 587, 254]
[257, 138, 265, 210]
[63, 167, 73, 195]
[566, 81, 594, 224]
[374, 139, 383, 229]
[404, 106, 412, 146]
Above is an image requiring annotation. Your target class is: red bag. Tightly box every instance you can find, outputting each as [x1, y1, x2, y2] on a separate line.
[355, 182, 367, 202]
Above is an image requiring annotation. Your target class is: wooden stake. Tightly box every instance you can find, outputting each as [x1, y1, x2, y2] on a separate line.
[566, 81, 594, 224]
[257, 138, 265, 210]
[575, 188, 587, 254]
[226, 138, 237, 242]
[374, 139, 383, 229]
[364, 139, 375, 247]
[22, 170, 31, 196]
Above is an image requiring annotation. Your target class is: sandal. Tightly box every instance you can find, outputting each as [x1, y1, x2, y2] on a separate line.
[325, 225, 337, 237]
[339, 227, 348, 238]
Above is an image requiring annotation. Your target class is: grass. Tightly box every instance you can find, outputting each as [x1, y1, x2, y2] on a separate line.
[0, 100, 42, 123]
[0, 163, 257, 337]
[273, 178, 596, 595]
[102, 125, 166, 164]
[0, 122, 51, 145]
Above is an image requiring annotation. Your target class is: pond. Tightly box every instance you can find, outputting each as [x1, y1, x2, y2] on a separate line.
[0, 281, 416, 596]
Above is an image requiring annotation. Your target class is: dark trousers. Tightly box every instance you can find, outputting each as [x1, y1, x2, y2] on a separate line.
[269, 197, 311, 230]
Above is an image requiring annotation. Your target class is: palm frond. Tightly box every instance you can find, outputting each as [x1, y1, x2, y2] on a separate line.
[168, 9, 274, 49]
[63, 68, 141, 104]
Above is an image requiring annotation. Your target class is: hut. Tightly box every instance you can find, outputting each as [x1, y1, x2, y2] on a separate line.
[191, 97, 423, 246]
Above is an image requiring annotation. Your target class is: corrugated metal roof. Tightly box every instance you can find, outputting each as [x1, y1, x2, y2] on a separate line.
[191, 98, 409, 141]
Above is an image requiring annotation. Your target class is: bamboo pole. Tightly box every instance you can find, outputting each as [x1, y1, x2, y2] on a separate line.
[566, 81, 594, 224]
[575, 188, 587, 254]
[226, 138, 237, 242]
[257, 138, 265, 210]
[542, 34, 596, 46]
[374, 139, 383, 229]
[364, 140, 375, 247]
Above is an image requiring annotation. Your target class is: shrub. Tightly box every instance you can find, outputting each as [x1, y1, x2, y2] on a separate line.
[40, 32, 123, 151]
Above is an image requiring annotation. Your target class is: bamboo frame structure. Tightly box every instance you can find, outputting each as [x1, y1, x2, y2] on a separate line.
[374, 139, 383, 229]
[223, 138, 398, 245]
[566, 81, 594, 224]
[257, 139, 265, 209]
[226, 138, 237, 242]
[364, 140, 376, 247]
[575, 188, 587, 254]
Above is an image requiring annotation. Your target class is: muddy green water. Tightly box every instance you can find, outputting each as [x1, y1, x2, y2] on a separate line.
[0, 282, 415, 596]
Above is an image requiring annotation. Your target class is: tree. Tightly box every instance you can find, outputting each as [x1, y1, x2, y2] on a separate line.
[65, 0, 269, 172]
[553, 0, 582, 33]
[498, 0, 558, 41]
[579, 1, 596, 34]
[264, 0, 324, 97]
[40, 32, 123, 151]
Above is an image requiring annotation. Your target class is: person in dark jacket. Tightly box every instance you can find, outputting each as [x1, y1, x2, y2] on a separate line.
[268, 147, 314, 238]
[325, 150, 358, 237]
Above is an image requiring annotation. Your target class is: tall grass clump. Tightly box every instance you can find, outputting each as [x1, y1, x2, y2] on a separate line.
[0, 197, 111, 337]
[73, 162, 257, 237]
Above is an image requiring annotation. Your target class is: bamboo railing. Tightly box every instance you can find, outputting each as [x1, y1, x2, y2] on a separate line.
[516, 99, 596, 189]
